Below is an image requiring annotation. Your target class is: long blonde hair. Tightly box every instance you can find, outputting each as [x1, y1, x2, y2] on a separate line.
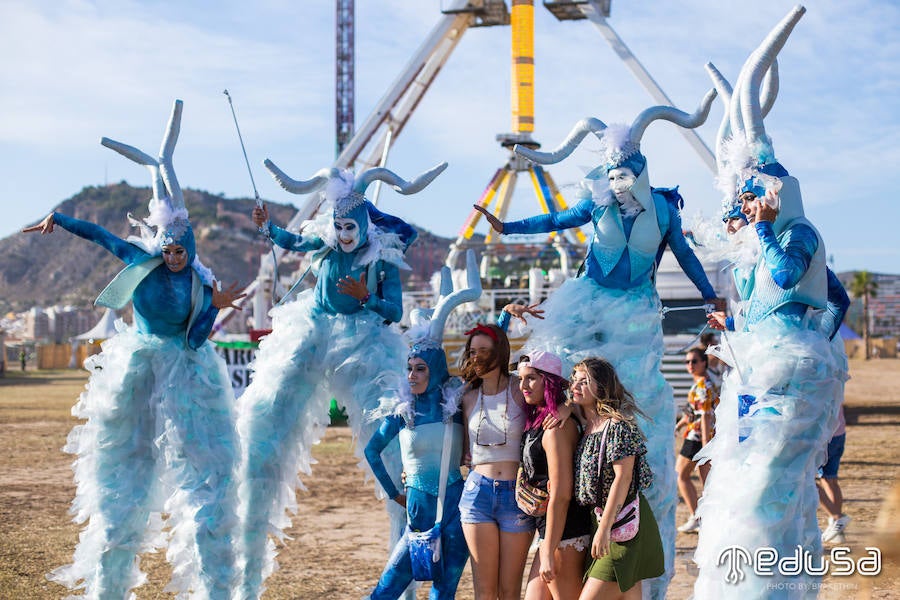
[573, 357, 646, 426]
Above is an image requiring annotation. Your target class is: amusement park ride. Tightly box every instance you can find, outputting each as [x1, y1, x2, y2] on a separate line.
[216, 0, 721, 343]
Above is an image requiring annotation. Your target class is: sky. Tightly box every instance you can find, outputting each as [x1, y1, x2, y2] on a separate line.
[2, 0, 898, 275]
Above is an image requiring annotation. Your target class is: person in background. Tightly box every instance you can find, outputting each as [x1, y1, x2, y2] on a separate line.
[818, 404, 850, 544]
[674, 347, 719, 533]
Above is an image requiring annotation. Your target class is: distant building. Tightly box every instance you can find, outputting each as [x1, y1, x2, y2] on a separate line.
[22, 306, 101, 342]
[837, 271, 900, 339]
[23, 308, 49, 341]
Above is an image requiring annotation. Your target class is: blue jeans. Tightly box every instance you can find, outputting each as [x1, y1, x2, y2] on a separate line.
[458, 471, 534, 533]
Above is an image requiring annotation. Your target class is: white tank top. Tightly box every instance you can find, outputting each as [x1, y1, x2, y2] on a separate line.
[468, 382, 526, 465]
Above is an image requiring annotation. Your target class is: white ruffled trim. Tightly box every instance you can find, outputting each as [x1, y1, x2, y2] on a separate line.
[687, 213, 760, 273]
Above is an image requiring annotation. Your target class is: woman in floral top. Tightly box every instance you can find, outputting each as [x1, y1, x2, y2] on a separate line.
[674, 347, 720, 533]
[571, 357, 663, 599]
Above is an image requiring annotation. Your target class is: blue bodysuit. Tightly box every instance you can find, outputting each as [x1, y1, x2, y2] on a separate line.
[364, 345, 469, 599]
[46, 212, 239, 599]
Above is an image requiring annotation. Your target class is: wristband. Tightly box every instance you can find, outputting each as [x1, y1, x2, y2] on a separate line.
[360, 293, 371, 306]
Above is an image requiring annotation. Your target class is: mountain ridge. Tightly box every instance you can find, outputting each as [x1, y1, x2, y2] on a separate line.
[0, 183, 456, 314]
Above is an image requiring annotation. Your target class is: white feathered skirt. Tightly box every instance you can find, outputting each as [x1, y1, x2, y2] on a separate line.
[692, 315, 846, 599]
[48, 322, 239, 599]
[235, 291, 407, 600]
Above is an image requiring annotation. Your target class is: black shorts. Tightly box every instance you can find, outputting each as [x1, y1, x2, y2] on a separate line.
[679, 438, 704, 460]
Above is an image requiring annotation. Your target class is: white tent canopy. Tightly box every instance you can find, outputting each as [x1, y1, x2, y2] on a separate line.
[72, 308, 119, 342]
[69, 308, 119, 368]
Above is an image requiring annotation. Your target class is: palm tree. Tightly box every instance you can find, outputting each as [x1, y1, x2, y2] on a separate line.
[850, 271, 878, 359]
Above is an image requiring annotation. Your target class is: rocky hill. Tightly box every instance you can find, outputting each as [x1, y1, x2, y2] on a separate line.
[0, 183, 457, 314]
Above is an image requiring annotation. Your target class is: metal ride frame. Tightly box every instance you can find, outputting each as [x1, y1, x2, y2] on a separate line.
[220, 0, 717, 331]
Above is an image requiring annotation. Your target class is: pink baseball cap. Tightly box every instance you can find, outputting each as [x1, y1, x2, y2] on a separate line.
[518, 350, 564, 378]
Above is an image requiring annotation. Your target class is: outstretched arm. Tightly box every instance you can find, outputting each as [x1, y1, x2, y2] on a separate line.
[253, 204, 323, 253]
[496, 302, 545, 332]
[664, 204, 717, 301]
[485, 198, 595, 236]
[23, 212, 147, 264]
[364, 416, 406, 506]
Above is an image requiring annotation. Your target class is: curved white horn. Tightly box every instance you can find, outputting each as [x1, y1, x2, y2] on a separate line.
[514, 117, 607, 165]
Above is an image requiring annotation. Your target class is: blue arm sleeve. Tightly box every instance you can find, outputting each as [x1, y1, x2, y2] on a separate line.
[53, 212, 148, 264]
[725, 316, 735, 331]
[502, 198, 594, 235]
[363, 262, 403, 323]
[664, 204, 717, 300]
[823, 268, 850, 340]
[364, 415, 405, 499]
[755, 222, 818, 289]
[187, 285, 219, 350]
[496, 310, 512, 333]
[268, 223, 325, 253]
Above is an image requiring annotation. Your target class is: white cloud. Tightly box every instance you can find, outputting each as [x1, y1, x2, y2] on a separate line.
[1, 0, 899, 274]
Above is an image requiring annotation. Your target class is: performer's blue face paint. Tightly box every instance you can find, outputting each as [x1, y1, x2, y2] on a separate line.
[162, 244, 189, 272]
[408, 357, 430, 395]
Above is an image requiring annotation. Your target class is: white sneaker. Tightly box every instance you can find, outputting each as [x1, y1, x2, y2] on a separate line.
[678, 514, 701, 533]
[822, 514, 851, 543]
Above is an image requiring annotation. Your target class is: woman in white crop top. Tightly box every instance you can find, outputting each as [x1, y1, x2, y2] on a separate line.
[458, 323, 534, 600]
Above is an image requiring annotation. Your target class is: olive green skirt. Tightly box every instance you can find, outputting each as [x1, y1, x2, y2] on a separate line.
[584, 493, 665, 592]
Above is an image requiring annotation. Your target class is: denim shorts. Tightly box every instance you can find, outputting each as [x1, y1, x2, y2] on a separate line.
[818, 433, 846, 479]
[458, 471, 535, 533]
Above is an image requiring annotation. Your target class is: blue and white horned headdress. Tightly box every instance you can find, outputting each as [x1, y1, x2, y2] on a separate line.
[512, 89, 717, 183]
[392, 250, 482, 421]
[706, 5, 806, 220]
[100, 99, 213, 284]
[263, 158, 447, 268]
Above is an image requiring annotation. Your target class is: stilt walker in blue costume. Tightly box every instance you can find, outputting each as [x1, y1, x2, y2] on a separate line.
[691, 6, 847, 598]
[236, 160, 446, 599]
[25, 100, 245, 599]
[475, 91, 722, 597]
[364, 250, 481, 599]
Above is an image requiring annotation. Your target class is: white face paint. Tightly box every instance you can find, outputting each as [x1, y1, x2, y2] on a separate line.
[607, 167, 636, 200]
[334, 217, 361, 253]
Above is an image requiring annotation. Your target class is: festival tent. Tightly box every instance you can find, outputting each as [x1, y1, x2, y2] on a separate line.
[69, 308, 119, 367]
[839, 323, 861, 340]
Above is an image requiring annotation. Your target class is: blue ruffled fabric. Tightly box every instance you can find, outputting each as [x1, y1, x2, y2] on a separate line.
[692, 315, 847, 599]
[235, 290, 408, 599]
[47, 322, 239, 599]
[518, 276, 677, 595]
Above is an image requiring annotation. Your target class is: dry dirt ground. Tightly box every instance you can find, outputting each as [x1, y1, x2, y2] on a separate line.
[1, 360, 898, 599]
